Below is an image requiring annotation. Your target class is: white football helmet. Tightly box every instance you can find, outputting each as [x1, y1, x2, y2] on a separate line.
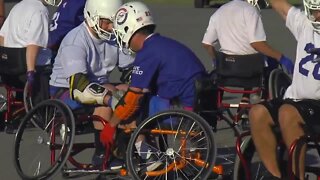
[43, 0, 62, 7]
[84, 0, 122, 40]
[304, 0, 320, 33]
[113, 1, 155, 51]
[246, 0, 269, 10]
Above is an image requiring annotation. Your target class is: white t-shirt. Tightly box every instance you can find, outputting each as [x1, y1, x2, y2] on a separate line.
[0, 0, 48, 48]
[202, 0, 266, 55]
[283, 7, 320, 100]
[49, 22, 134, 88]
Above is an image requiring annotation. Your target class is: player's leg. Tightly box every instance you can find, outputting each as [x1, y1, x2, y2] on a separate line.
[249, 99, 282, 178]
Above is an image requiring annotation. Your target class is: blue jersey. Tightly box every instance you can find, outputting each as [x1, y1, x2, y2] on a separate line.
[130, 33, 206, 107]
[48, 0, 86, 50]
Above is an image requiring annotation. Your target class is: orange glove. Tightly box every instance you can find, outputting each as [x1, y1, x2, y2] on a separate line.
[100, 122, 116, 147]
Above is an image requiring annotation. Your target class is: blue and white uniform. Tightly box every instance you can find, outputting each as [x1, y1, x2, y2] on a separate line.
[130, 33, 206, 108]
[48, 0, 86, 49]
[284, 7, 320, 100]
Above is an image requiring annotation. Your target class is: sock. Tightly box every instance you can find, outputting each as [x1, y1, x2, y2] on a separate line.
[94, 130, 105, 155]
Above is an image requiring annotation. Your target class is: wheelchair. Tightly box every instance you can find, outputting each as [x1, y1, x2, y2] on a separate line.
[0, 46, 51, 132]
[233, 68, 293, 180]
[193, 52, 268, 178]
[13, 96, 217, 179]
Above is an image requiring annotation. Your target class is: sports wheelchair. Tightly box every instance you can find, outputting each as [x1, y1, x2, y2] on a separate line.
[193, 52, 268, 178]
[13, 97, 217, 180]
[0, 46, 51, 132]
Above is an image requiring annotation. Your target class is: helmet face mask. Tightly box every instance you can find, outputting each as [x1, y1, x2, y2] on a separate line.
[113, 2, 155, 53]
[84, 0, 122, 41]
[246, 0, 269, 10]
[43, 0, 62, 7]
[304, 0, 320, 33]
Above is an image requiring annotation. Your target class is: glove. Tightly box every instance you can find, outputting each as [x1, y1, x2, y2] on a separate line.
[279, 55, 294, 75]
[26, 70, 35, 93]
[107, 90, 125, 110]
[100, 122, 116, 147]
[120, 66, 133, 84]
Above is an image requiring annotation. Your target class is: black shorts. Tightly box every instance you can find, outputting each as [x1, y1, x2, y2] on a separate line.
[260, 98, 320, 135]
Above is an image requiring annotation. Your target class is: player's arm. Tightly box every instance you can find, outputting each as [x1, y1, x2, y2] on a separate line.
[202, 43, 217, 60]
[26, 44, 41, 72]
[250, 41, 282, 60]
[108, 87, 144, 127]
[69, 73, 111, 105]
[269, 0, 292, 20]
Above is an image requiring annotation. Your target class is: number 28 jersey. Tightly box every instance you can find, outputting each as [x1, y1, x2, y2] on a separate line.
[284, 7, 320, 100]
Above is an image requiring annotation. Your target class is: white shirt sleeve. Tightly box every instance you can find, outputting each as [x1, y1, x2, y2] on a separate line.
[286, 7, 308, 40]
[245, 8, 266, 43]
[202, 14, 218, 45]
[26, 10, 49, 47]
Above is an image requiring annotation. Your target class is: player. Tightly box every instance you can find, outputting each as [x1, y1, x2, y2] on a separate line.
[98, 2, 207, 172]
[201, 0, 294, 127]
[49, 0, 133, 168]
[249, 0, 320, 179]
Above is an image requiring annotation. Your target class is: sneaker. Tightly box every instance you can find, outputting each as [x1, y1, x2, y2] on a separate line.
[135, 139, 163, 172]
[109, 158, 125, 170]
[259, 171, 282, 180]
[145, 154, 163, 172]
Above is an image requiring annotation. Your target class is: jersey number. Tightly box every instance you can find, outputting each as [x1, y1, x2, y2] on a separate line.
[299, 43, 320, 80]
[50, 12, 60, 31]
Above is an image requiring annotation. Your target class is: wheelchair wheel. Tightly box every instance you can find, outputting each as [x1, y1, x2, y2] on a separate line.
[14, 99, 75, 180]
[233, 136, 287, 180]
[213, 114, 241, 178]
[126, 109, 216, 180]
[23, 81, 41, 128]
[232, 136, 266, 180]
[268, 69, 292, 99]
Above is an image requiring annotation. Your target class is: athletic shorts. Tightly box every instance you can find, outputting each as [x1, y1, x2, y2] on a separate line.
[260, 98, 320, 134]
[50, 86, 84, 110]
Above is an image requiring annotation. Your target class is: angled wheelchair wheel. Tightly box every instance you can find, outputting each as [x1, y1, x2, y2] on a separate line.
[233, 136, 287, 180]
[14, 99, 75, 180]
[23, 81, 43, 128]
[232, 136, 267, 180]
[268, 69, 292, 99]
[126, 109, 216, 180]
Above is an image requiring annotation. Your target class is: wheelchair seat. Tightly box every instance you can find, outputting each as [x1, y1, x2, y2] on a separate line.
[216, 52, 265, 88]
[0, 46, 27, 88]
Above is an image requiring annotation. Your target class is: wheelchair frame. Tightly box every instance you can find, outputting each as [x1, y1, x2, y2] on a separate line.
[14, 99, 217, 180]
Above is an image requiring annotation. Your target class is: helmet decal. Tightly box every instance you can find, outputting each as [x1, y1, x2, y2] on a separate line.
[116, 8, 128, 26]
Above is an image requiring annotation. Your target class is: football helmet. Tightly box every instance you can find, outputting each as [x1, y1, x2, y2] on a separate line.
[246, 0, 269, 10]
[304, 0, 320, 33]
[113, 1, 155, 51]
[84, 0, 122, 40]
[43, 0, 62, 7]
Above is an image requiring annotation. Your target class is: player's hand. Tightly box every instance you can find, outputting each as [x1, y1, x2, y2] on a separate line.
[26, 71, 35, 93]
[108, 90, 125, 110]
[100, 122, 116, 147]
[120, 66, 133, 84]
[279, 55, 294, 75]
